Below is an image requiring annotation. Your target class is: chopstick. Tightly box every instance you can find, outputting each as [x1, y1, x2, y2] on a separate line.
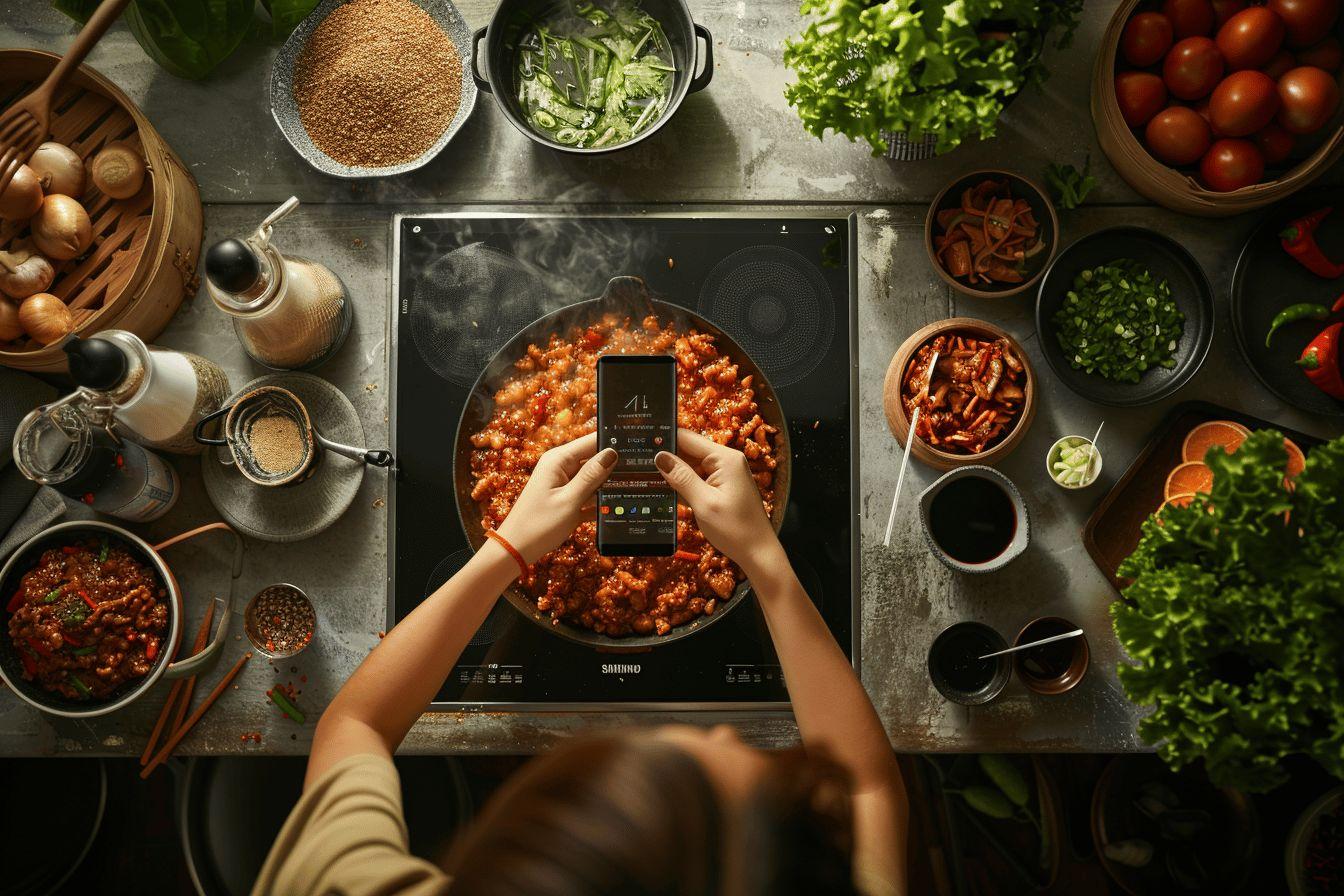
[978, 629, 1084, 660]
[140, 651, 252, 780]
[139, 602, 216, 766]
[883, 350, 938, 548]
[169, 602, 218, 738]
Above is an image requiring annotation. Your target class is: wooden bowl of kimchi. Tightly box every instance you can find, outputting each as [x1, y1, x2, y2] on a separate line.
[924, 170, 1058, 300]
[882, 318, 1038, 471]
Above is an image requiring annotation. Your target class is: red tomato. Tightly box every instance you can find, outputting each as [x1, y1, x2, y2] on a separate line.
[1212, 0, 1249, 26]
[1116, 72, 1170, 127]
[1217, 6, 1287, 69]
[1277, 64, 1342, 132]
[1192, 95, 1215, 126]
[1209, 69, 1282, 134]
[1164, 0, 1217, 36]
[1123, 12, 1176, 66]
[1147, 106, 1215, 164]
[1296, 35, 1344, 69]
[1164, 36, 1227, 98]
[1254, 121, 1297, 161]
[1200, 138, 1266, 188]
[1264, 48, 1298, 78]
[1268, 0, 1340, 47]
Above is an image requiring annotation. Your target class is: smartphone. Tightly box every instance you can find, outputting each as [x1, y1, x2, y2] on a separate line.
[596, 354, 678, 556]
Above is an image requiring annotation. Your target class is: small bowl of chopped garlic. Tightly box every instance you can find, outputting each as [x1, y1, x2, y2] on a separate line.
[1046, 435, 1102, 490]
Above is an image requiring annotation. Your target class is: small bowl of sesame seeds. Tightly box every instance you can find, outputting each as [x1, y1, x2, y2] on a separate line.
[270, 0, 478, 178]
[245, 584, 317, 658]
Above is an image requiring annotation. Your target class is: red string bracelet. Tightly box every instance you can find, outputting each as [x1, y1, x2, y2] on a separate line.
[484, 529, 529, 579]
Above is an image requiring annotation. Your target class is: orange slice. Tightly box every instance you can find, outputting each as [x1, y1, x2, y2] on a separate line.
[1284, 438, 1305, 482]
[1163, 492, 1196, 510]
[1181, 420, 1247, 463]
[1165, 461, 1213, 502]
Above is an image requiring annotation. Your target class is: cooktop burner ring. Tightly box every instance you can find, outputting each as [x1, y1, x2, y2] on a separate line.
[696, 245, 836, 388]
[423, 549, 504, 646]
[408, 243, 560, 387]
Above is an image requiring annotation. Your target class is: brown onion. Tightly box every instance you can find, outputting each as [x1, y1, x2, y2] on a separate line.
[31, 195, 92, 261]
[91, 142, 146, 200]
[0, 239, 56, 300]
[18, 292, 73, 345]
[29, 142, 86, 199]
[0, 297, 22, 342]
[0, 165, 43, 221]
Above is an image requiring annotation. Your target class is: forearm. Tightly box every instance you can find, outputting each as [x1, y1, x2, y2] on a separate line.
[744, 545, 901, 793]
[306, 540, 516, 785]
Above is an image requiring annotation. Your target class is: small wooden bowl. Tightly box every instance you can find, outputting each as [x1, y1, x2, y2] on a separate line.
[1012, 616, 1088, 695]
[883, 318, 1037, 471]
[924, 169, 1058, 300]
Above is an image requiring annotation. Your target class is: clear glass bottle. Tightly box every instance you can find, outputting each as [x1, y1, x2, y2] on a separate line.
[63, 331, 230, 456]
[203, 196, 352, 370]
[13, 401, 179, 523]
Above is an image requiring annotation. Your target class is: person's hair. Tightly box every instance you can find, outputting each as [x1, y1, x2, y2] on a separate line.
[442, 734, 856, 896]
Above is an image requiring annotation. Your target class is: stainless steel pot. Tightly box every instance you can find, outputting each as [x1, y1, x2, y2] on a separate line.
[0, 520, 241, 718]
[470, 0, 713, 154]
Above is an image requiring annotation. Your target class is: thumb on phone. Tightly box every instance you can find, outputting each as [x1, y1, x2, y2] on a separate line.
[655, 451, 713, 507]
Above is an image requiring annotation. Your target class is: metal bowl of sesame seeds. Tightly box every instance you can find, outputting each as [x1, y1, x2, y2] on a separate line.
[244, 584, 317, 659]
[270, 0, 478, 178]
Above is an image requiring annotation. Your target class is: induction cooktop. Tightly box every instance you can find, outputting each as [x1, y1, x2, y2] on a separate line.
[389, 212, 857, 710]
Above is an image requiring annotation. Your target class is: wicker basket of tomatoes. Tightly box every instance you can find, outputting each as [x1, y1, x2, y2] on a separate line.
[1094, 0, 1344, 217]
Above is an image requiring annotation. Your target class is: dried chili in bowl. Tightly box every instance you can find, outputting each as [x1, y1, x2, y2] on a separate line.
[933, 178, 1048, 287]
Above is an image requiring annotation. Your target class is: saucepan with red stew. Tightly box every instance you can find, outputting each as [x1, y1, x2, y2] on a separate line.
[0, 520, 242, 718]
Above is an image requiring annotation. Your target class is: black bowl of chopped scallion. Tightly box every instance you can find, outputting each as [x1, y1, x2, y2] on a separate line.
[1035, 226, 1214, 407]
[473, 0, 712, 153]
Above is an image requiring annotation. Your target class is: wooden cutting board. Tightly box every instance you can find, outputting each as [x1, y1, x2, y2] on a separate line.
[1082, 401, 1322, 591]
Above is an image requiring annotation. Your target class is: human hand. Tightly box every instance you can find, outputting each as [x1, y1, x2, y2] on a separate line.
[496, 434, 617, 564]
[655, 429, 782, 575]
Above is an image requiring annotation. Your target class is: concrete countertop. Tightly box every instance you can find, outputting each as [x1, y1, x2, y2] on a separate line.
[2, 2, 1341, 756]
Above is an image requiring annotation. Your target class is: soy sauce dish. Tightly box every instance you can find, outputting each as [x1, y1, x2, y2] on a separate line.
[928, 622, 1011, 706]
[472, 0, 713, 153]
[918, 466, 1029, 574]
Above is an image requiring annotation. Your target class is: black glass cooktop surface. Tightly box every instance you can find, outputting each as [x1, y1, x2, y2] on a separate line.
[390, 213, 857, 709]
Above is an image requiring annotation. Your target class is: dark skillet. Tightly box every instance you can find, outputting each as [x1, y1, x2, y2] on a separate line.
[453, 275, 791, 652]
[1231, 190, 1344, 418]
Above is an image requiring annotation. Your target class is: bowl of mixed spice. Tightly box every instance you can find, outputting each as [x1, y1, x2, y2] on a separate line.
[270, 0, 478, 177]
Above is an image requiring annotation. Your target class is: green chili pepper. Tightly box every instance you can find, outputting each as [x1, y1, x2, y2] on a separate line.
[43, 587, 62, 603]
[98, 539, 108, 563]
[1266, 302, 1332, 347]
[68, 675, 91, 697]
[267, 688, 306, 724]
[71, 646, 96, 656]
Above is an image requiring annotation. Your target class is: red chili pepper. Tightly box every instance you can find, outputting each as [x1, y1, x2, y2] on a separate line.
[673, 549, 700, 562]
[61, 545, 81, 555]
[79, 590, 97, 612]
[6, 590, 25, 614]
[1333, 292, 1344, 314]
[1280, 208, 1344, 278]
[82, 493, 94, 505]
[63, 632, 84, 648]
[26, 637, 53, 658]
[18, 650, 37, 677]
[144, 638, 158, 661]
[1297, 322, 1344, 400]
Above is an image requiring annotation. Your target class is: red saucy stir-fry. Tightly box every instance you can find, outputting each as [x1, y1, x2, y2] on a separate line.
[933, 178, 1045, 286]
[6, 538, 168, 700]
[901, 331, 1027, 455]
[469, 312, 779, 637]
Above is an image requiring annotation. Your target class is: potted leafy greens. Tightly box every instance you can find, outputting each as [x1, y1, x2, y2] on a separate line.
[783, 0, 1083, 160]
[1112, 430, 1344, 793]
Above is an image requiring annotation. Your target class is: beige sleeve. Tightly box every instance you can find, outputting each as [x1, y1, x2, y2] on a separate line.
[251, 753, 451, 896]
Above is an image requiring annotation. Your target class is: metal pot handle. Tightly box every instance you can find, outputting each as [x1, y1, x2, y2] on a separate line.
[471, 27, 493, 94]
[192, 404, 232, 447]
[689, 24, 714, 94]
[315, 432, 394, 468]
[152, 523, 244, 679]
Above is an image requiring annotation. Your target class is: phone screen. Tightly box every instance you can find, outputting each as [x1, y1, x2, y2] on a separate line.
[596, 355, 677, 556]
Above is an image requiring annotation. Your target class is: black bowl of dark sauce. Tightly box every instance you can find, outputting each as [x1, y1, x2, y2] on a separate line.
[928, 622, 1011, 706]
[919, 466, 1029, 573]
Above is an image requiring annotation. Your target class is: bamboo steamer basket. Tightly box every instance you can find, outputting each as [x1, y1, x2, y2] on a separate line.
[1092, 0, 1344, 217]
[0, 50, 203, 373]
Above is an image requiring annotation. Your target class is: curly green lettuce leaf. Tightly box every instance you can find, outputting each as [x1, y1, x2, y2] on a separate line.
[1113, 430, 1344, 792]
[783, 0, 1083, 156]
